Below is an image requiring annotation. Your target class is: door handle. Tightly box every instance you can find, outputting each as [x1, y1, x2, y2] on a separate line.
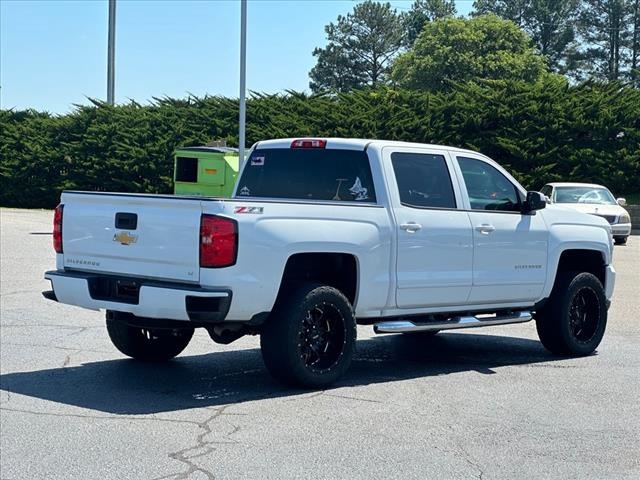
[475, 224, 496, 234]
[400, 222, 422, 233]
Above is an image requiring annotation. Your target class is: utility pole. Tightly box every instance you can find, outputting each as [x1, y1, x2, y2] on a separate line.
[107, 0, 116, 105]
[633, 0, 639, 86]
[238, 0, 247, 165]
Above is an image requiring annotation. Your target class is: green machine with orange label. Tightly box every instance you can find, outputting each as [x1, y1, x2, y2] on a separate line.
[173, 146, 240, 197]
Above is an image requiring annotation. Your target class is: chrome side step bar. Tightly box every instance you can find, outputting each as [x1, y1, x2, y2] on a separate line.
[373, 311, 532, 334]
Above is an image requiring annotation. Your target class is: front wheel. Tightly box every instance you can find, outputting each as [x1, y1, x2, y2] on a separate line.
[106, 311, 194, 362]
[614, 236, 627, 245]
[260, 284, 356, 388]
[535, 272, 607, 356]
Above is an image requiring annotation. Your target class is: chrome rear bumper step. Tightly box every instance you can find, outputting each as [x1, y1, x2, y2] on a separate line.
[373, 311, 532, 334]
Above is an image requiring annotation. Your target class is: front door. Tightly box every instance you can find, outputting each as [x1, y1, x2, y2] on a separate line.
[455, 156, 548, 305]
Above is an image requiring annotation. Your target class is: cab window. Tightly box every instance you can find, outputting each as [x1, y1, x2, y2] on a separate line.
[457, 157, 522, 212]
[391, 152, 457, 209]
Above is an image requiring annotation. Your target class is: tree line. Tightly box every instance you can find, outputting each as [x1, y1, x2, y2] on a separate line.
[310, 0, 640, 92]
[1, 80, 638, 208]
[1, 0, 639, 209]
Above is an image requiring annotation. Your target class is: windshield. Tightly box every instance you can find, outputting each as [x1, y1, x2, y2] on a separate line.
[554, 186, 617, 205]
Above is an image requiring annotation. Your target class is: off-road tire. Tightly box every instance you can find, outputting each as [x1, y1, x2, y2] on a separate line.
[106, 311, 194, 362]
[260, 283, 356, 388]
[535, 272, 607, 356]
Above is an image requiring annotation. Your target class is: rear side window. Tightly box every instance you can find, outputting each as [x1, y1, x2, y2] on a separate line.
[391, 152, 456, 209]
[237, 148, 376, 202]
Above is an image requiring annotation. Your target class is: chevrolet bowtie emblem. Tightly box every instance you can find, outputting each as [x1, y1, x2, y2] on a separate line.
[113, 231, 138, 245]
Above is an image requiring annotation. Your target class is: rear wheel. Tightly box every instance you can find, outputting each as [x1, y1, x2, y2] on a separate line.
[535, 272, 607, 356]
[106, 311, 194, 362]
[260, 283, 356, 388]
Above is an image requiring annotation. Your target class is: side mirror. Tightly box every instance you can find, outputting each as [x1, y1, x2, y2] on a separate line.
[617, 197, 627, 207]
[523, 191, 546, 214]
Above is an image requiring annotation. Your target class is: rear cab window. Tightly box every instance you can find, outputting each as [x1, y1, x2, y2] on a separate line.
[236, 148, 376, 203]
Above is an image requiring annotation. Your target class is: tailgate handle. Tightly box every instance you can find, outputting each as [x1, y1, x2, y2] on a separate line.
[115, 212, 138, 230]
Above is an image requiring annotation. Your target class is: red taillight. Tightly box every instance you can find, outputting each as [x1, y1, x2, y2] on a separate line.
[290, 138, 327, 149]
[53, 204, 64, 253]
[200, 215, 237, 268]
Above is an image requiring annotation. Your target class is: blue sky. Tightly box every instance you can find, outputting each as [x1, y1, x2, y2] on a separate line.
[0, 0, 473, 113]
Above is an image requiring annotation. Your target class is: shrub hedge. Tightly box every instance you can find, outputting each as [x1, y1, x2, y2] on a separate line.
[1, 79, 638, 208]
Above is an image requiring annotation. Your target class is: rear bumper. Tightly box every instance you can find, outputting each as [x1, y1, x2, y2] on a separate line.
[44, 270, 231, 323]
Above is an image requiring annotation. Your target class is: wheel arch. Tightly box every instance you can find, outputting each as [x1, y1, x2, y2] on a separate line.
[275, 252, 359, 307]
[552, 248, 607, 291]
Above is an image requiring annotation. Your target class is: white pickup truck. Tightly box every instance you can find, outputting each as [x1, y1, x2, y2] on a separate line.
[44, 138, 616, 387]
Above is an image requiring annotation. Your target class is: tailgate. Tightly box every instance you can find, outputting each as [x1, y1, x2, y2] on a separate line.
[61, 192, 206, 283]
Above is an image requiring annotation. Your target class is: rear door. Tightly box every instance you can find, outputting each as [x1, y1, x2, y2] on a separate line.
[61, 193, 205, 283]
[385, 148, 473, 308]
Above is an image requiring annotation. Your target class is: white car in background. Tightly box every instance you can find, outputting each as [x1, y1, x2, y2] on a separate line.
[540, 182, 632, 245]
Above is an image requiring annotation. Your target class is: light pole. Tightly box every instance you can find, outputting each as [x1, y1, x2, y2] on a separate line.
[238, 0, 247, 164]
[107, 0, 116, 105]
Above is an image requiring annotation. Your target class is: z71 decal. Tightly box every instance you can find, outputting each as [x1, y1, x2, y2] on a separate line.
[234, 206, 264, 214]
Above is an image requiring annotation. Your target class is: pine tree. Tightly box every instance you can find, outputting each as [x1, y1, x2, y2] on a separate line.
[575, 0, 633, 81]
[629, 0, 640, 85]
[309, 1, 404, 93]
[472, 0, 580, 74]
[401, 0, 457, 46]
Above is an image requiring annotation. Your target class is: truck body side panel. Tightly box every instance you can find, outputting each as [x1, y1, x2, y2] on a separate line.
[201, 201, 394, 319]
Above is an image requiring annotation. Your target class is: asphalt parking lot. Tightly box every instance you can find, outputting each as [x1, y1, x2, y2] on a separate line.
[1, 208, 639, 480]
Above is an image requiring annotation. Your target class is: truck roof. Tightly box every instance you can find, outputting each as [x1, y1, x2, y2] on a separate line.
[254, 137, 481, 156]
[177, 146, 239, 154]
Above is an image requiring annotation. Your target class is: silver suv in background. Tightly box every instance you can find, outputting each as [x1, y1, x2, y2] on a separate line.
[540, 182, 632, 245]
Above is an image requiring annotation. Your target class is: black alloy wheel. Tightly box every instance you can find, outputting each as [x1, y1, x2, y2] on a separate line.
[299, 303, 347, 373]
[261, 283, 357, 388]
[535, 272, 607, 356]
[568, 286, 600, 344]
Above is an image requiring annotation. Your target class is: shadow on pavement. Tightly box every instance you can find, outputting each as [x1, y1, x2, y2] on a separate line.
[0, 332, 562, 414]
